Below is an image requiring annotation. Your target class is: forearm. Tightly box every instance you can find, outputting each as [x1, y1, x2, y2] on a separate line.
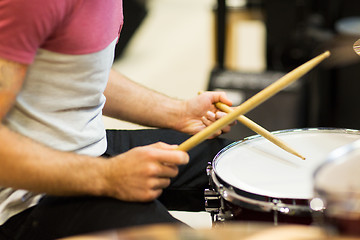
[103, 70, 185, 129]
[0, 125, 108, 197]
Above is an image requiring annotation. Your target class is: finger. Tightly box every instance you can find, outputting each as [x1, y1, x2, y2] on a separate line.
[215, 111, 226, 119]
[201, 113, 227, 137]
[205, 91, 233, 107]
[143, 189, 163, 201]
[151, 142, 189, 165]
[201, 116, 213, 126]
[218, 92, 233, 106]
[205, 111, 216, 122]
[215, 111, 236, 125]
[157, 163, 179, 178]
[199, 91, 233, 109]
[207, 129, 223, 139]
[152, 142, 178, 150]
[220, 125, 231, 134]
[151, 178, 171, 190]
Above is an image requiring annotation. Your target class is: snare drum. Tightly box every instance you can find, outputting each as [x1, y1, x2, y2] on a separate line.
[205, 128, 360, 225]
[313, 139, 360, 236]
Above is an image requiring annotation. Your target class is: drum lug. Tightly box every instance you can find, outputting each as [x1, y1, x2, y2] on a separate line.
[215, 209, 234, 223]
[205, 188, 223, 223]
[205, 188, 221, 214]
[206, 164, 213, 177]
[205, 187, 235, 223]
[272, 199, 304, 215]
[206, 164, 214, 187]
[272, 199, 290, 213]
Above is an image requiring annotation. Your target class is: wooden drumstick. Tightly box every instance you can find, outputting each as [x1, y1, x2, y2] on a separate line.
[197, 91, 305, 160]
[215, 102, 306, 160]
[177, 51, 330, 152]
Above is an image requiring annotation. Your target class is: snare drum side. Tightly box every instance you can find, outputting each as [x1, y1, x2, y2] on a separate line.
[207, 162, 313, 225]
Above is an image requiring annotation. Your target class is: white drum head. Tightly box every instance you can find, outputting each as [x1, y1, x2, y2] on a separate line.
[213, 129, 360, 200]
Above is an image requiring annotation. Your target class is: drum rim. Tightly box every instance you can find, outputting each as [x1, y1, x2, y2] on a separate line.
[210, 169, 312, 214]
[313, 138, 360, 218]
[211, 127, 360, 214]
[214, 128, 360, 161]
[314, 137, 360, 183]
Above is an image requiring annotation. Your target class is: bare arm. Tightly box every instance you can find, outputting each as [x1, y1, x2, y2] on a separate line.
[0, 58, 107, 196]
[0, 58, 188, 201]
[103, 69, 185, 129]
[103, 69, 233, 135]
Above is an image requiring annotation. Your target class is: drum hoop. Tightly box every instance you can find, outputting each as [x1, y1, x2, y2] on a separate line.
[211, 169, 311, 215]
[313, 137, 360, 183]
[211, 128, 360, 215]
[214, 128, 360, 163]
[313, 138, 360, 218]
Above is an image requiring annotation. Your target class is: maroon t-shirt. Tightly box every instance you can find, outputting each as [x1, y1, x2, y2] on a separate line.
[0, 0, 123, 64]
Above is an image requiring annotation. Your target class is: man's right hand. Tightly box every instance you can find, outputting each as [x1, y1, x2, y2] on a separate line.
[102, 142, 189, 202]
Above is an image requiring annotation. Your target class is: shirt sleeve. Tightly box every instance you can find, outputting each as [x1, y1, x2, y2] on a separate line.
[0, 0, 70, 64]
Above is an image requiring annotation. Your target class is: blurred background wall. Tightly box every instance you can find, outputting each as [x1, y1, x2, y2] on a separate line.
[106, 0, 360, 141]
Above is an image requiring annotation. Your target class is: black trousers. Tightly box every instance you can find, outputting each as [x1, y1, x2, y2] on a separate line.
[0, 129, 233, 240]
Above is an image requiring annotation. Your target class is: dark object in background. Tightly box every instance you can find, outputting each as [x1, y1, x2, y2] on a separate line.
[114, 0, 148, 60]
[208, 69, 305, 141]
[211, 0, 360, 141]
[264, 0, 360, 130]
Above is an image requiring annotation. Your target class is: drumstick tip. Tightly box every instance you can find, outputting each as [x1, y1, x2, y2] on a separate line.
[293, 152, 306, 160]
